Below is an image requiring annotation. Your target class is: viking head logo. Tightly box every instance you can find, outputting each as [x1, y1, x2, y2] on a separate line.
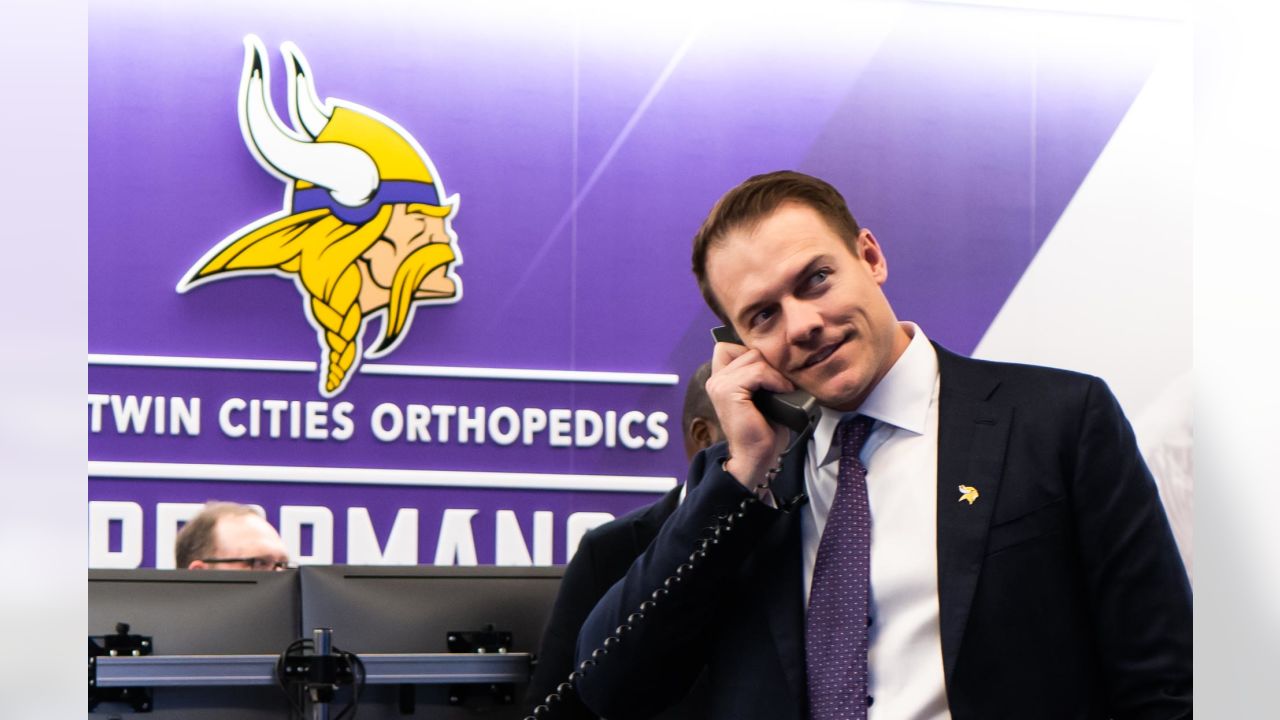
[178, 35, 462, 397]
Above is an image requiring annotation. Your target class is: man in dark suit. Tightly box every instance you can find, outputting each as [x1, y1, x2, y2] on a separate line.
[526, 363, 723, 719]
[572, 172, 1191, 719]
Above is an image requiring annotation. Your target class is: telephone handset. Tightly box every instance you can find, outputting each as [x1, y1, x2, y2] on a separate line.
[710, 325, 820, 434]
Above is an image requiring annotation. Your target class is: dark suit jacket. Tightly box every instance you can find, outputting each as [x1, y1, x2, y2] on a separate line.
[576, 346, 1192, 720]
[527, 484, 709, 719]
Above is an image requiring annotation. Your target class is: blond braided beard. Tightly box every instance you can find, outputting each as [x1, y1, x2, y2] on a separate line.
[307, 262, 363, 392]
[190, 206, 396, 395]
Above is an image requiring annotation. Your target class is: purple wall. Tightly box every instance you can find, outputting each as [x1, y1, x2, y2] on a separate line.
[89, 2, 1169, 566]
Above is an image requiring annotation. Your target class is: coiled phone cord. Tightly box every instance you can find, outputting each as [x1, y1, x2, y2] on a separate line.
[524, 421, 816, 720]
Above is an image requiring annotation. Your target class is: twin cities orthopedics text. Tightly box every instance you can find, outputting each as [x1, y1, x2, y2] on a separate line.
[87, 394, 671, 450]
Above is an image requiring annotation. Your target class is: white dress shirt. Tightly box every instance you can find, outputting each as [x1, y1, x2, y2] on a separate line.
[801, 322, 950, 720]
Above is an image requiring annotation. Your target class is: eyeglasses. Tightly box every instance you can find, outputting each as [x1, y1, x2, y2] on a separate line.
[199, 557, 293, 571]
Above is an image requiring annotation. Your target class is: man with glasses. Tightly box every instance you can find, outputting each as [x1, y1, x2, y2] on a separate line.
[175, 502, 291, 571]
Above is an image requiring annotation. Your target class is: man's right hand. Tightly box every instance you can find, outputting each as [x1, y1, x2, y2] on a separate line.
[706, 341, 794, 491]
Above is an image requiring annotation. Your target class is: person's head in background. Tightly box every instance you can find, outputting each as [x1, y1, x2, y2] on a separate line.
[175, 502, 291, 571]
[681, 361, 725, 460]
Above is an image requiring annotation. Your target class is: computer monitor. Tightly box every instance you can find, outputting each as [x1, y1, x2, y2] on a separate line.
[299, 565, 564, 719]
[89, 569, 301, 719]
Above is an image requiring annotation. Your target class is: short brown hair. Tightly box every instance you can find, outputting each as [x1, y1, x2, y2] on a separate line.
[691, 171, 862, 323]
[174, 502, 259, 568]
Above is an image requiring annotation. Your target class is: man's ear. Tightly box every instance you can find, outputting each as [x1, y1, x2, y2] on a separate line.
[685, 417, 715, 460]
[187, 559, 208, 570]
[856, 229, 889, 285]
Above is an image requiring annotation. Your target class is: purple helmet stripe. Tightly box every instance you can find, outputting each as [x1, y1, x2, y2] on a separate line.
[291, 180, 443, 225]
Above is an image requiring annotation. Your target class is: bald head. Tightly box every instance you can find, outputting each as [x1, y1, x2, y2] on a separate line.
[175, 502, 290, 571]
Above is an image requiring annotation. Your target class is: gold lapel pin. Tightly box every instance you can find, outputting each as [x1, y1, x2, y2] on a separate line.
[957, 484, 979, 505]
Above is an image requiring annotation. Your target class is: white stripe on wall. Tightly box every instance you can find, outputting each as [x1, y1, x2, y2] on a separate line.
[88, 461, 676, 493]
[89, 354, 315, 372]
[88, 354, 679, 386]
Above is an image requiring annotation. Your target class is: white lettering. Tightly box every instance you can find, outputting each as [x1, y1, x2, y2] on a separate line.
[549, 408, 572, 447]
[406, 404, 432, 442]
[489, 406, 519, 445]
[280, 505, 333, 565]
[605, 410, 618, 448]
[154, 502, 204, 569]
[290, 400, 302, 438]
[331, 402, 355, 441]
[434, 509, 479, 566]
[432, 405, 457, 443]
[619, 410, 646, 450]
[645, 411, 670, 450]
[534, 511, 553, 565]
[153, 394, 166, 434]
[92, 391, 682, 450]
[347, 507, 419, 565]
[521, 407, 547, 445]
[566, 512, 614, 562]
[574, 409, 603, 447]
[89, 504, 647, 567]
[262, 399, 288, 438]
[495, 510, 554, 566]
[94, 395, 200, 436]
[88, 501, 144, 569]
[87, 394, 109, 433]
[249, 398, 261, 437]
[305, 401, 329, 440]
[170, 397, 200, 436]
[219, 397, 247, 438]
[495, 510, 532, 566]
[111, 394, 153, 434]
[458, 406, 485, 444]
[248, 394, 261, 435]
[371, 402, 404, 442]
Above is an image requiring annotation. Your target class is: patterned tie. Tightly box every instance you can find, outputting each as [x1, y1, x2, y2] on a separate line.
[806, 414, 876, 719]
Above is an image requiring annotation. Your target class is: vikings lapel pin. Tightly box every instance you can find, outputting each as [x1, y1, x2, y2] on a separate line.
[957, 484, 979, 505]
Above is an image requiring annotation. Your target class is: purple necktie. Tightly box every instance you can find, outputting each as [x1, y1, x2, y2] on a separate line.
[806, 414, 876, 719]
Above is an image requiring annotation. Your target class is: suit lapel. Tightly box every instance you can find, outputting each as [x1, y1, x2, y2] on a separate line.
[760, 439, 809, 706]
[934, 347, 1012, 685]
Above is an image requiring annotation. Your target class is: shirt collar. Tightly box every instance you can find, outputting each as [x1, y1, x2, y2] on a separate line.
[813, 322, 939, 467]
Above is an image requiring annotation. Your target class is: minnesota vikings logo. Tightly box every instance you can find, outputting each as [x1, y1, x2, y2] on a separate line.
[178, 35, 462, 397]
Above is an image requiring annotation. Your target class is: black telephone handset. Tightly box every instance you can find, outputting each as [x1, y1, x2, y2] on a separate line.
[710, 325, 819, 434]
[523, 330, 815, 720]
